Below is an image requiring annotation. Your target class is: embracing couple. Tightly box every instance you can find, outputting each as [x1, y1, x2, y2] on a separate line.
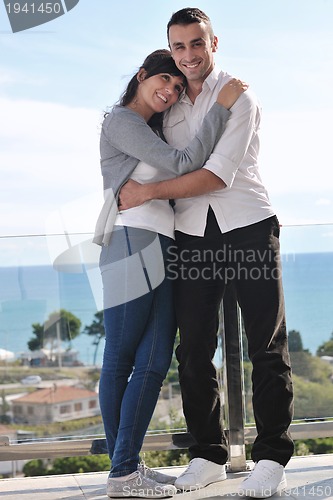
[93, 7, 294, 499]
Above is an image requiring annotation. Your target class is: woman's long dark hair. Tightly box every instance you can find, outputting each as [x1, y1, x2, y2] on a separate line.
[119, 49, 185, 131]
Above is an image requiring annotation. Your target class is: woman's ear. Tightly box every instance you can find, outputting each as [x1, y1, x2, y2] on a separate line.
[137, 69, 147, 82]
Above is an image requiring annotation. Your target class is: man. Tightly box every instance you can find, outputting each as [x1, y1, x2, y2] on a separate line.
[119, 7, 294, 498]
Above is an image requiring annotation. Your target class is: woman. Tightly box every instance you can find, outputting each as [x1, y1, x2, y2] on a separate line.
[94, 49, 247, 498]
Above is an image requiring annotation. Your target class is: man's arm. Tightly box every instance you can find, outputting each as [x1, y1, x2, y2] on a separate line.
[118, 170, 226, 210]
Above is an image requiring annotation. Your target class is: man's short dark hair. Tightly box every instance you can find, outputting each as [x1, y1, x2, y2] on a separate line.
[167, 7, 214, 42]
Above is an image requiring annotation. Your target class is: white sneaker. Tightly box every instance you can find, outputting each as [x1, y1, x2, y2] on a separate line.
[238, 460, 287, 498]
[174, 458, 227, 491]
[107, 471, 177, 498]
[138, 462, 177, 484]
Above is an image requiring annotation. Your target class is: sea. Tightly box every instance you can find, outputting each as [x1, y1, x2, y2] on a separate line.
[0, 251, 332, 366]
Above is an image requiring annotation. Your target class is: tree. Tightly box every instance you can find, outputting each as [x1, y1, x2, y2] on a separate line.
[44, 309, 81, 344]
[83, 311, 105, 366]
[28, 309, 81, 352]
[290, 350, 332, 384]
[27, 323, 44, 351]
[241, 319, 249, 361]
[0, 390, 10, 424]
[164, 330, 180, 385]
[23, 459, 48, 477]
[292, 374, 333, 419]
[288, 330, 304, 352]
[51, 455, 110, 475]
[317, 331, 333, 357]
[23, 455, 110, 476]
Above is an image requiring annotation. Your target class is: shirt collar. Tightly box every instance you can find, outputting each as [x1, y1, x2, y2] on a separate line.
[203, 65, 221, 91]
[179, 65, 222, 102]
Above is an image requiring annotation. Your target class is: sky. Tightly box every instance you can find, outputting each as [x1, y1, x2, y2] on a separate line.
[1, 0, 333, 266]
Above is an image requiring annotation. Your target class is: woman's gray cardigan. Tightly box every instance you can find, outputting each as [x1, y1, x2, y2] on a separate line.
[93, 103, 231, 246]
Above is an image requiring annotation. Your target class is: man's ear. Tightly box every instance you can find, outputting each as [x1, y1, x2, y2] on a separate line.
[212, 35, 218, 53]
[137, 69, 147, 82]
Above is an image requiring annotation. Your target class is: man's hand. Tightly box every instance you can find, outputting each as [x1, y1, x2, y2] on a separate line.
[118, 170, 226, 209]
[118, 179, 150, 210]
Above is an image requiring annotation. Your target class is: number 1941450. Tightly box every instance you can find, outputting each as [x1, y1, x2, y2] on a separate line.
[5, 3, 62, 14]
[284, 485, 332, 497]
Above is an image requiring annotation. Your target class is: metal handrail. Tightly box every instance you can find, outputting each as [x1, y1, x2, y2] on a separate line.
[1, 420, 333, 462]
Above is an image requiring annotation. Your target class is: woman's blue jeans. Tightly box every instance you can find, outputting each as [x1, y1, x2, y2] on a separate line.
[98, 227, 176, 477]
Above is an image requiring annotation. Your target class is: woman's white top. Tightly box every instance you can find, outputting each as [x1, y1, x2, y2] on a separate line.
[114, 161, 175, 239]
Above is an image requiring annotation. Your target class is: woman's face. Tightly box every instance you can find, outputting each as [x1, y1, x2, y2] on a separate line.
[132, 72, 185, 121]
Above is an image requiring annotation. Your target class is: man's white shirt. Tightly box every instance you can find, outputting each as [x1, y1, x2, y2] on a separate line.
[163, 66, 275, 236]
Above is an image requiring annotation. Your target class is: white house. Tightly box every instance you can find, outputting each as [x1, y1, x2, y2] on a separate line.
[0, 424, 28, 477]
[19, 348, 82, 367]
[12, 385, 99, 424]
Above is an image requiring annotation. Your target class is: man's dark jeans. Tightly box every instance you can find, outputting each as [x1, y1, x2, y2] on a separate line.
[174, 209, 294, 466]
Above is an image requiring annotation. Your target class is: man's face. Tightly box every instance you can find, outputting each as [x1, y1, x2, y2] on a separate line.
[168, 22, 217, 83]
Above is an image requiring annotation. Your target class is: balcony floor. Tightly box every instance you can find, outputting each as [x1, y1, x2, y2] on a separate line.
[0, 454, 332, 499]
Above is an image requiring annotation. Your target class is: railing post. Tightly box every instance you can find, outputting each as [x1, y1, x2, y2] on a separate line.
[220, 282, 247, 472]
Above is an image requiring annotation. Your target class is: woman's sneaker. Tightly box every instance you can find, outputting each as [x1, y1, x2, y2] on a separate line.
[138, 462, 177, 484]
[107, 471, 177, 498]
